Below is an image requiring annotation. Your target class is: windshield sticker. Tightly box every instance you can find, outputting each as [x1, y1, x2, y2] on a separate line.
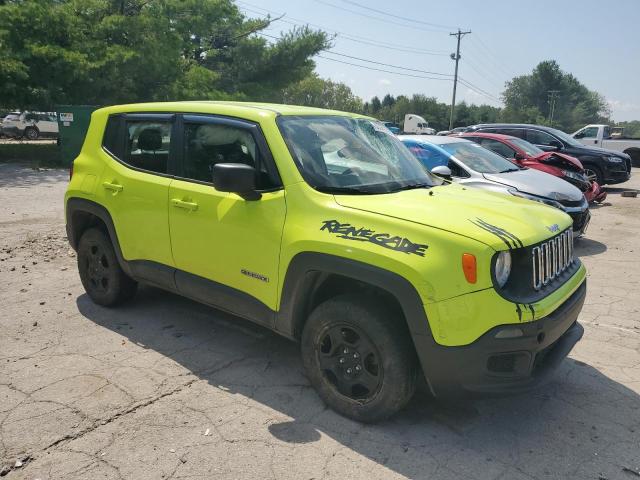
[320, 220, 428, 256]
[470, 218, 523, 249]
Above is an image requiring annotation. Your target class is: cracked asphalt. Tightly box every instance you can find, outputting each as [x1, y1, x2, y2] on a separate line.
[1, 163, 639, 480]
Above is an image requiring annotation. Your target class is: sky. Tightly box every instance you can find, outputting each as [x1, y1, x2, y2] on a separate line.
[239, 0, 640, 122]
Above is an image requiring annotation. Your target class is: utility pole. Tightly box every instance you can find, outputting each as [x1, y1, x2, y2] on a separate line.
[449, 29, 471, 130]
[547, 90, 560, 127]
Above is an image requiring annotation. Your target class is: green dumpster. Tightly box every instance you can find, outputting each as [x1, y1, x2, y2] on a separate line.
[56, 105, 99, 166]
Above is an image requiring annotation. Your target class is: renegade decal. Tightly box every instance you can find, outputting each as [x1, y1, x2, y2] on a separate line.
[470, 218, 524, 249]
[320, 220, 428, 257]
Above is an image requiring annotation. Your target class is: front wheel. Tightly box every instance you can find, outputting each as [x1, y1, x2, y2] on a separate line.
[301, 294, 417, 423]
[583, 164, 604, 185]
[77, 228, 137, 307]
[23, 127, 39, 140]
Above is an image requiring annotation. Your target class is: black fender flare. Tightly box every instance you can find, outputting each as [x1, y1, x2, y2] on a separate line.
[65, 197, 133, 277]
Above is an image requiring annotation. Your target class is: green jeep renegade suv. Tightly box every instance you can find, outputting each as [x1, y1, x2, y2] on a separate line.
[65, 102, 587, 422]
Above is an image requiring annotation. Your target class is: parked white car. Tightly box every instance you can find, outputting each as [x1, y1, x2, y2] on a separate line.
[1, 111, 59, 140]
[573, 124, 640, 167]
[403, 114, 435, 135]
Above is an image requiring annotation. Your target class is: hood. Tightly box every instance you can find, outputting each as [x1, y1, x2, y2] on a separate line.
[482, 168, 584, 202]
[565, 144, 628, 158]
[532, 151, 583, 171]
[334, 183, 572, 250]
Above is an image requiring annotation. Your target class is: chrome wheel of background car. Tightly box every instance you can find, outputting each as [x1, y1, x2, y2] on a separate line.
[584, 168, 598, 183]
[316, 324, 383, 401]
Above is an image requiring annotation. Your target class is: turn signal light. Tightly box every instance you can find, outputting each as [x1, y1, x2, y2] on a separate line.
[462, 253, 477, 284]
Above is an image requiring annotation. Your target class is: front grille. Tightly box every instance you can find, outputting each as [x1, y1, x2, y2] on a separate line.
[531, 229, 573, 290]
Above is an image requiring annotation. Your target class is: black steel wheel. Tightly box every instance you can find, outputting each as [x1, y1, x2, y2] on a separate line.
[316, 323, 383, 402]
[301, 294, 417, 423]
[77, 228, 137, 307]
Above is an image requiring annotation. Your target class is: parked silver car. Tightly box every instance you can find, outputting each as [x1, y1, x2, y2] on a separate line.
[400, 135, 590, 236]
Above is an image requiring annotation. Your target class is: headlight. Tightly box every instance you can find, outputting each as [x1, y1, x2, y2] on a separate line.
[507, 188, 564, 210]
[561, 169, 586, 181]
[494, 251, 511, 288]
[605, 156, 623, 163]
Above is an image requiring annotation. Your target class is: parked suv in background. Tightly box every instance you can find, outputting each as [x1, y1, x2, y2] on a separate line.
[65, 102, 587, 422]
[466, 123, 632, 186]
[1, 111, 59, 140]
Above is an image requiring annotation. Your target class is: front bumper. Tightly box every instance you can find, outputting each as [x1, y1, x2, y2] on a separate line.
[568, 209, 590, 236]
[415, 280, 586, 397]
[604, 166, 631, 185]
[584, 181, 607, 203]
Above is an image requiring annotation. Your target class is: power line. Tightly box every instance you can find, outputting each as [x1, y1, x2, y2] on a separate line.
[467, 34, 516, 78]
[312, 0, 451, 34]
[316, 55, 454, 81]
[323, 51, 454, 77]
[257, 33, 501, 104]
[237, 1, 449, 56]
[338, 0, 459, 31]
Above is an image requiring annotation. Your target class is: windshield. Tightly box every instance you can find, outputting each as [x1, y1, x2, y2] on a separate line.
[547, 127, 583, 147]
[509, 137, 544, 156]
[278, 116, 436, 194]
[439, 141, 520, 173]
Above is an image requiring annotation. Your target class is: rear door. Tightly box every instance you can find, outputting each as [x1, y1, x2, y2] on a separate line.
[168, 115, 286, 321]
[97, 113, 176, 284]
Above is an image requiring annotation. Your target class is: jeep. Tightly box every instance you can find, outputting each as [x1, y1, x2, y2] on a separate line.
[65, 102, 587, 422]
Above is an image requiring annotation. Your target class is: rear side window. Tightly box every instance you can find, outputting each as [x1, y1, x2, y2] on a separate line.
[125, 121, 171, 174]
[526, 129, 557, 147]
[479, 138, 516, 159]
[102, 116, 121, 157]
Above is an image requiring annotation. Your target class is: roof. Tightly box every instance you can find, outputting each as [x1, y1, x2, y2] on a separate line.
[97, 101, 367, 121]
[397, 134, 471, 145]
[469, 123, 555, 131]
[459, 132, 516, 141]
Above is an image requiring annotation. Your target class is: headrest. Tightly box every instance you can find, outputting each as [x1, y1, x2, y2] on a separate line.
[138, 128, 163, 151]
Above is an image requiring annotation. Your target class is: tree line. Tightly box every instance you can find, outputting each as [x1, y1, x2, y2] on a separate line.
[0, 1, 618, 133]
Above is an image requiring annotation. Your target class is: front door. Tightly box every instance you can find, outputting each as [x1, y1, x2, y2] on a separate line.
[168, 115, 286, 322]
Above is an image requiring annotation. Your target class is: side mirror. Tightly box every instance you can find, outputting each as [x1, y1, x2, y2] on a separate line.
[212, 163, 261, 201]
[431, 165, 452, 179]
[549, 140, 562, 150]
[513, 152, 526, 161]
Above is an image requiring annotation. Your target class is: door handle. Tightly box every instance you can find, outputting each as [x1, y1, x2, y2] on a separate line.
[171, 198, 198, 211]
[102, 181, 123, 193]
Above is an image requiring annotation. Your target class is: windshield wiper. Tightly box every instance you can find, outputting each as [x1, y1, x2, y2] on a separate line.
[315, 186, 376, 195]
[498, 168, 520, 173]
[392, 182, 432, 192]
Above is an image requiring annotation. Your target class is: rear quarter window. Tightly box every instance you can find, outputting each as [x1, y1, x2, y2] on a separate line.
[102, 115, 122, 158]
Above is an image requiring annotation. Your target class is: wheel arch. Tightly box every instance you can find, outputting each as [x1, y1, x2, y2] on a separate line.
[275, 252, 433, 341]
[623, 147, 640, 167]
[66, 197, 132, 276]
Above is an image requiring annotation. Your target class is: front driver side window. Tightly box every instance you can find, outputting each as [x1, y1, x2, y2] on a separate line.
[526, 129, 558, 147]
[480, 139, 516, 158]
[182, 122, 276, 189]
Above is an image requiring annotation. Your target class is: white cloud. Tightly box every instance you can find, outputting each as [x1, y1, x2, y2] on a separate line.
[607, 98, 640, 112]
[378, 78, 392, 86]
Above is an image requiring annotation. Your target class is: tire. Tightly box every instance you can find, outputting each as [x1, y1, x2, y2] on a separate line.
[23, 127, 39, 140]
[301, 294, 417, 423]
[583, 164, 604, 185]
[77, 228, 137, 307]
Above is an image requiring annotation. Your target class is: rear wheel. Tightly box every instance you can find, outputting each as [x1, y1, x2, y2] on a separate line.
[23, 127, 39, 140]
[77, 228, 137, 307]
[301, 294, 417, 423]
[583, 164, 604, 185]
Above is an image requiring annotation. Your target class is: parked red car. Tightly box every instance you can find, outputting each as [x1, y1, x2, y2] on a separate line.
[459, 132, 607, 203]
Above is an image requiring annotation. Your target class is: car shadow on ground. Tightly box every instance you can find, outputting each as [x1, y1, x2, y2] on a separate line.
[77, 287, 640, 479]
[575, 237, 607, 257]
[605, 186, 640, 195]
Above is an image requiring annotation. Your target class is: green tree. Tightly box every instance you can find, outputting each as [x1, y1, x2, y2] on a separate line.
[0, 0, 329, 108]
[281, 74, 363, 112]
[501, 60, 609, 131]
